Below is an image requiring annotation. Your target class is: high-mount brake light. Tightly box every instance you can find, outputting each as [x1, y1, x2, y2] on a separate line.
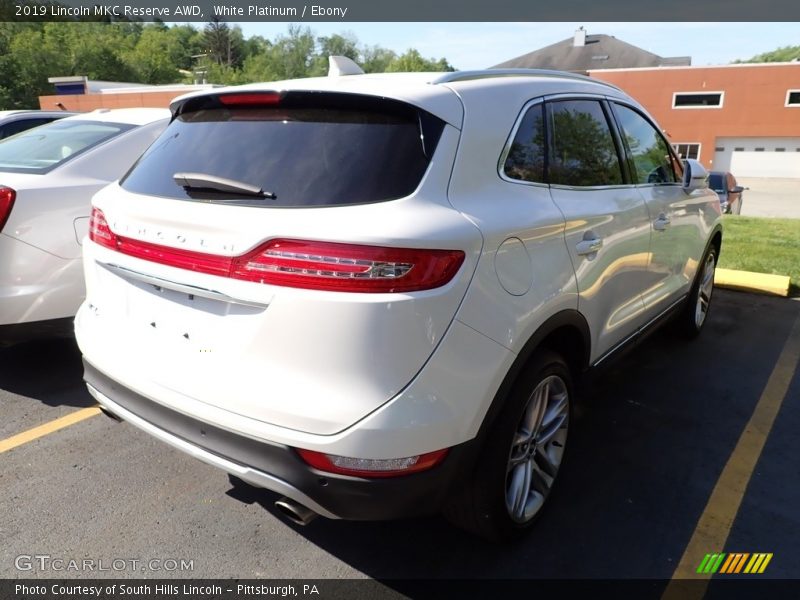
[217, 93, 281, 107]
[295, 448, 449, 478]
[0, 186, 15, 233]
[87, 209, 464, 293]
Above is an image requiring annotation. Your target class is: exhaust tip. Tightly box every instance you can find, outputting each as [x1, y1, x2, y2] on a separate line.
[275, 498, 318, 526]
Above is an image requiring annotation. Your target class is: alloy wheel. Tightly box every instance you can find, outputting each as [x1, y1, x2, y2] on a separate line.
[505, 375, 569, 523]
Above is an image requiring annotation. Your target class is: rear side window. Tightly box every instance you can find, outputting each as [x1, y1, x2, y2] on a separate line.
[121, 93, 445, 207]
[611, 103, 678, 184]
[547, 100, 623, 187]
[503, 103, 545, 183]
[0, 120, 133, 174]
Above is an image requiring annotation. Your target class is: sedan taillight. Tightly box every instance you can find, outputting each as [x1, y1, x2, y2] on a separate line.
[0, 186, 16, 233]
[88, 207, 465, 293]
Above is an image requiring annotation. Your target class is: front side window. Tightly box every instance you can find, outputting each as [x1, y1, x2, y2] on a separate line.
[503, 103, 546, 183]
[547, 99, 623, 187]
[612, 103, 679, 184]
[0, 119, 133, 174]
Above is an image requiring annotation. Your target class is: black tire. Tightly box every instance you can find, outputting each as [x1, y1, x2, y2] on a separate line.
[444, 350, 572, 542]
[677, 244, 717, 339]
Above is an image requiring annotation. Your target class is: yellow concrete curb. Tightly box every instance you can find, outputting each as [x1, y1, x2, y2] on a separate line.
[715, 268, 791, 297]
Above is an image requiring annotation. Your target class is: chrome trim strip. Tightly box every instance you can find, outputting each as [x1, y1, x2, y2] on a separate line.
[592, 294, 687, 368]
[86, 384, 339, 520]
[97, 261, 270, 309]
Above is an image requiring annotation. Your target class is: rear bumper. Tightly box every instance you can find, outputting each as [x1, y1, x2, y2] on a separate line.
[84, 359, 479, 521]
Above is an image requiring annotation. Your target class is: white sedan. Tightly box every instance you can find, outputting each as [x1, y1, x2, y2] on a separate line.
[0, 108, 170, 336]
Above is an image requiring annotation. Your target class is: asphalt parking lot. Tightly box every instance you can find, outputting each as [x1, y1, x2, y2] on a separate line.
[739, 178, 800, 219]
[1, 290, 798, 588]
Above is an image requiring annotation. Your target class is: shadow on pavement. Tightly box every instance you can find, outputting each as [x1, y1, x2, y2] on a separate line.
[0, 335, 94, 408]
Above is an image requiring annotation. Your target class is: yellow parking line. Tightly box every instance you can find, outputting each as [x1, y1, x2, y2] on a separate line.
[0, 406, 101, 454]
[662, 312, 800, 598]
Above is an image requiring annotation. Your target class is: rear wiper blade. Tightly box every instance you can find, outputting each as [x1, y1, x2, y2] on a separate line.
[173, 172, 276, 199]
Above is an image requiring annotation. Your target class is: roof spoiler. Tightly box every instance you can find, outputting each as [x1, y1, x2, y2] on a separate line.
[328, 56, 365, 77]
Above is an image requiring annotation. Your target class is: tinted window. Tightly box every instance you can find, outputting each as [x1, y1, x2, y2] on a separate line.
[613, 104, 678, 184]
[0, 119, 133, 174]
[0, 117, 54, 140]
[547, 100, 623, 187]
[122, 95, 444, 208]
[503, 103, 545, 183]
[708, 173, 725, 192]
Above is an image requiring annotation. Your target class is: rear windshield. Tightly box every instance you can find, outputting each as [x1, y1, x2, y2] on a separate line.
[708, 173, 725, 192]
[0, 119, 134, 174]
[120, 93, 445, 207]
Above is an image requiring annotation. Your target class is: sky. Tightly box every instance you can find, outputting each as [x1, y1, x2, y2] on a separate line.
[233, 22, 800, 70]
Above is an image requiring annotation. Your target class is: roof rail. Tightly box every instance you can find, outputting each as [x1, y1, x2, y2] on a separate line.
[431, 69, 621, 91]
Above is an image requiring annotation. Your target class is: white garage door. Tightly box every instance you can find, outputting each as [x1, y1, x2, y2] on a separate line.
[713, 137, 800, 177]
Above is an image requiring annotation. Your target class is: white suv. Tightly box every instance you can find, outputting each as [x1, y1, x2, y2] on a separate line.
[75, 66, 721, 540]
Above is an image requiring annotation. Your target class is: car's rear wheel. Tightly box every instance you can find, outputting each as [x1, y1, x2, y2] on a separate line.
[445, 350, 571, 541]
[678, 244, 717, 338]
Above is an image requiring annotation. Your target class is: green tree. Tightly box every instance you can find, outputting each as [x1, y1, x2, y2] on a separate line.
[310, 32, 360, 75]
[166, 24, 206, 72]
[203, 18, 244, 68]
[386, 49, 454, 72]
[361, 45, 397, 73]
[125, 25, 182, 84]
[736, 45, 800, 63]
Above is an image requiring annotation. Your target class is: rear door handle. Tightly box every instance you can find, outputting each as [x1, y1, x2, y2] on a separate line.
[654, 214, 671, 231]
[576, 238, 603, 255]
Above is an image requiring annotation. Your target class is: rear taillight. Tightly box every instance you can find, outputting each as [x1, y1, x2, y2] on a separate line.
[88, 206, 115, 248]
[88, 208, 465, 293]
[0, 186, 16, 233]
[231, 239, 464, 292]
[295, 448, 449, 478]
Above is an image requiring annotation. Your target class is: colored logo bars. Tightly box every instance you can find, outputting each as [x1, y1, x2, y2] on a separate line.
[697, 553, 773, 574]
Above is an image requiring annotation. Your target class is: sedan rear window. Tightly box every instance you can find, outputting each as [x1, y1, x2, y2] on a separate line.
[121, 93, 445, 207]
[0, 120, 133, 174]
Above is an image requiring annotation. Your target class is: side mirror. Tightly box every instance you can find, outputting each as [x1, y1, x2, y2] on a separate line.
[682, 158, 708, 192]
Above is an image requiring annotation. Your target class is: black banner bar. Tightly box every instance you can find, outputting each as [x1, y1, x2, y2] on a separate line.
[4, 579, 800, 600]
[2, 0, 800, 22]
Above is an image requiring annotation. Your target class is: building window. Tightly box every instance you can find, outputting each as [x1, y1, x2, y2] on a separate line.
[755, 148, 765, 152]
[786, 90, 800, 107]
[673, 92, 724, 109]
[776, 148, 786, 152]
[673, 143, 701, 160]
[734, 147, 744, 152]
[715, 147, 725, 152]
